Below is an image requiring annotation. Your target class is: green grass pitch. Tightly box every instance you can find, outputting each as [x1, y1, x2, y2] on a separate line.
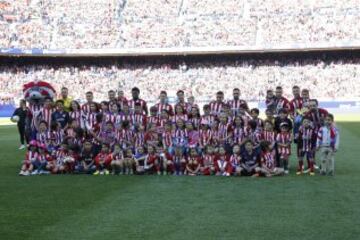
[0, 123, 360, 240]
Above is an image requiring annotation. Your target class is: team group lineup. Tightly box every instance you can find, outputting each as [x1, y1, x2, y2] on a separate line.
[15, 85, 340, 177]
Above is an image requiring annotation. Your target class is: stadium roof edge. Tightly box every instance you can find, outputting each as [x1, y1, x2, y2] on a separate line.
[1, 45, 360, 57]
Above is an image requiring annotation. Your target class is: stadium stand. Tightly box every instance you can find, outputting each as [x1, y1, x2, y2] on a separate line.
[1, 57, 359, 105]
[0, 0, 359, 50]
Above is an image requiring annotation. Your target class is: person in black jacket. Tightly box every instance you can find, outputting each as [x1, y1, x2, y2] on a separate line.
[274, 108, 293, 133]
[11, 99, 29, 149]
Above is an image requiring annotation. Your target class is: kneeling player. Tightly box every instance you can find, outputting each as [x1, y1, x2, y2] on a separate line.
[144, 145, 160, 174]
[75, 141, 96, 174]
[134, 146, 147, 174]
[186, 148, 202, 176]
[19, 140, 38, 176]
[257, 141, 284, 177]
[94, 144, 112, 175]
[214, 146, 232, 176]
[123, 148, 135, 175]
[239, 140, 261, 177]
[169, 146, 187, 175]
[201, 145, 215, 175]
[230, 145, 242, 176]
[110, 143, 124, 175]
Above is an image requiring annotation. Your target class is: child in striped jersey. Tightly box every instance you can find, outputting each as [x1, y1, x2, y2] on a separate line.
[52, 142, 69, 174]
[185, 121, 199, 148]
[35, 120, 49, 145]
[69, 100, 82, 128]
[161, 122, 173, 153]
[276, 123, 292, 174]
[296, 117, 317, 176]
[49, 121, 64, 147]
[110, 143, 124, 175]
[199, 120, 212, 150]
[201, 104, 215, 126]
[134, 146, 147, 174]
[144, 145, 160, 175]
[134, 124, 145, 149]
[32, 143, 52, 175]
[261, 120, 276, 150]
[170, 146, 187, 176]
[172, 119, 188, 148]
[94, 144, 112, 175]
[232, 116, 245, 146]
[123, 148, 135, 175]
[186, 148, 202, 176]
[201, 145, 215, 175]
[257, 141, 284, 177]
[189, 106, 201, 130]
[230, 145, 242, 176]
[19, 140, 38, 176]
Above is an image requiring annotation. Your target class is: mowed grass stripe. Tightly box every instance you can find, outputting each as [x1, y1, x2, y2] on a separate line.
[0, 123, 359, 240]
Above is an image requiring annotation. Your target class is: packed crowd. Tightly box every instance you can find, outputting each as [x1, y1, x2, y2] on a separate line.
[0, 0, 359, 49]
[1, 58, 360, 105]
[14, 85, 339, 177]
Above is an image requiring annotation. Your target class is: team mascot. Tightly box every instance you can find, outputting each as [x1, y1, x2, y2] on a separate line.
[23, 80, 56, 139]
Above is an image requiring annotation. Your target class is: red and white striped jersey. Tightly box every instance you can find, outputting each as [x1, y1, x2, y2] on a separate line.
[116, 129, 134, 145]
[229, 153, 241, 166]
[210, 128, 220, 146]
[189, 117, 201, 129]
[128, 98, 147, 114]
[186, 103, 200, 114]
[161, 131, 173, 148]
[218, 122, 233, 143]
[261, 151, 276, 170]
[49, 130, 63, 146]
[252, 118, 264, 130]
[55, 150, 67, 165]
[233, 127, 245, 145]
[148, 116, 160, 125]
[227, 99, 248, 115]
[85, 112, 98, 129]
[275, 97, 291, 114]
[40, 107, 54, 129]
[134, 132, 145, 148]
[175, 102, 191, 114]
[200, 115, 216, 125]
[81, 103, 92, 115]
[276, 132, 292, 155]
[115, 113, 131, 126]
[240, 114, 251, 128]
[103, 112, 117, 124]
[261, 130, 276, 144]
[36, 131, 49, 144]
[130, 114, 147, 127]
[202, 154, 215, 167]
[290, 97, 303, 116]
[117, 97, 128, 111]
[38, 153, 52, 162]
[199, 129, 212, 147]
[25, 151, 39, 162]
[298, 126, 316, 152]
[29, 103, 43, 130]
[69, 110, 82, 127]
[209, 101, 224, 116]
[245, 129, 262, 145]
[154, 103, 174, 116]
[172, 128, 188, 146]
[171, 114, 188, 123]
[305, 108, 329, 130]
